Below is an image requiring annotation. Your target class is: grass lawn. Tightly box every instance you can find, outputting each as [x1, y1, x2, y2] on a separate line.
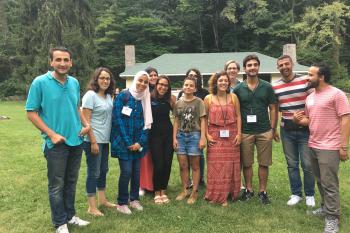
[0, 101, 349, 233]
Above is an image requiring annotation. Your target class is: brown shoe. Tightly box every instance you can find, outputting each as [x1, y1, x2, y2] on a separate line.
[175, 190, 189, 201]
[187, 191, 198, 205]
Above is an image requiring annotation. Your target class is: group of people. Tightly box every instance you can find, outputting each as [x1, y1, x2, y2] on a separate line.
[25, 46, 349, 233]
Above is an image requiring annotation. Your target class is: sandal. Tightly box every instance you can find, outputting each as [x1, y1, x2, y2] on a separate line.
[161, 195, 170, 204]
[154, 196, 163, 205]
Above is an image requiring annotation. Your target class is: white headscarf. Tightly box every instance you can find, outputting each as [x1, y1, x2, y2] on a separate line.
[129, 71, 153, 129]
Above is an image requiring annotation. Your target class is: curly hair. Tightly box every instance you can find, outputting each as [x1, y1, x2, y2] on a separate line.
[185, 68, 203, 90]
[87, 67, 115, 96]
[208, 71, 230, 95]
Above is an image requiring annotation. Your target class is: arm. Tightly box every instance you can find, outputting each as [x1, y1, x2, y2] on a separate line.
[170, 95, 176, 110]
[199, 116, 207, 149]
[26, 111, 65, 144]
[233, 94, 242, 145]
[78, 107, 90, 136]
[203, 96, 216, 146]
[82, 108, 99, 155]
[269, 103, 279, 142]
[339, 114, 350, 161]
[293, 110, 310, 126]
[173, 117, 179, 150]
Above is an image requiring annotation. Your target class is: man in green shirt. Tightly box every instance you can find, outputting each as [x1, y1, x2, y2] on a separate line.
[234, 54, 278, 204]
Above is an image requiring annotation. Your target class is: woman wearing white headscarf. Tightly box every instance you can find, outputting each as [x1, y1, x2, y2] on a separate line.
[111, 71, 153, 214]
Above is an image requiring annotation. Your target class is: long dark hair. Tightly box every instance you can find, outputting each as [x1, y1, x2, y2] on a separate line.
[87, 67, 115, 96]
[151, 75, 172, 103]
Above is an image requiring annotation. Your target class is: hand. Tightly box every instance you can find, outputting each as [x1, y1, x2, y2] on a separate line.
[79, 125, 90, 136]
[273, 130, 280, 142]
[207, 134, 217, 147]
[339, 148, 349, 162]
[198, 137, 206, 150]
[128, 143, 141, 152]
[49, 133, 66, 145]
[91, 142, 99, 155]
[293, 110, 305, 123]
[173, 139, 178, 150]
[234, 134, 241, 145]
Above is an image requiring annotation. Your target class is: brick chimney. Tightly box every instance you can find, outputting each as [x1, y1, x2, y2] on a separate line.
[283, 44, 297, 63]
[125, 45, 135, 67]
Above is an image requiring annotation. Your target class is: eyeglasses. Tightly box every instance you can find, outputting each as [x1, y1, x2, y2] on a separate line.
[98, 77, 111, 81]
[188, 74, 198, 79]
[157, 83, 169, 88]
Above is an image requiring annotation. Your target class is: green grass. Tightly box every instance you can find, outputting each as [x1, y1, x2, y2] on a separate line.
[0, 101, 349, 233]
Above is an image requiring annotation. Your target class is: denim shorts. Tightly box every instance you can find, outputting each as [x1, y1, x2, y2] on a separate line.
[176, 131, 202, 156]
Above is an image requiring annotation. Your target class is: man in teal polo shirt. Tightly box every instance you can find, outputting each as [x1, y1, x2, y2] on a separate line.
[26, 47, 90, 233]
[234, 54, 278, 204]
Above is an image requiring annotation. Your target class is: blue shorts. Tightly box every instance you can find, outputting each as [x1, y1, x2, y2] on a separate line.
[176, 131, 202, 156]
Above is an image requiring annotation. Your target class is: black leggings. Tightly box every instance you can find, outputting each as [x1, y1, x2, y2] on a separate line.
[149, 132, 174, 191]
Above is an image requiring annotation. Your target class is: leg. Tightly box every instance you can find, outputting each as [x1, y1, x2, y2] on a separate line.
[45, 144, 69, 227]
[84, 142, 103, 215]
[130, 158, 141, 202]
[150, 136, 164, 193]
[309, 148, 324, 206]
[240, 133, 255, 191]
[297, 131, 315, 197]
[256, 130, 272, 192]
[316, 149, 340, 218]
[162, 132, 174, 191]
[280, 128, 302, 196]
[64, 144, 83, 220]
[189, 156, 201, 192]
[97, 144, 115, 208]
[177, 155, 190, 191]
[117, 159, 132, 205]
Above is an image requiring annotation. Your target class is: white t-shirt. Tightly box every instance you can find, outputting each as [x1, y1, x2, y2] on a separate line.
[82, 90, 113, 143]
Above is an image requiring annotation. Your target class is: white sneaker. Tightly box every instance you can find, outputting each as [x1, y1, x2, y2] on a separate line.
[116, 204, 132, 215]
[56, 224, 69, 233]
[68, 216, 90, 226]
[306, 196, 315, 207]
[139, 188, 145, 196]
[130, 200, 143, 211]
[287, 195, 302, 206]
[324, 216, 339, 233]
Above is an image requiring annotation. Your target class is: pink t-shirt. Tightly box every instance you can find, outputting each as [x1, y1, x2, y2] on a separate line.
[305, 85, 350, 150]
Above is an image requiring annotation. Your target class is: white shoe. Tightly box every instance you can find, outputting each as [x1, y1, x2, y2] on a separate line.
[287, 195, 302, 206]
[116, 204, 132, 215]
[56, 224, 69, 233]
[130, 200, 143, 211]
[139, 188, 145, 196]
[306, 196, 315, 207]
[68, 216, 90, 226]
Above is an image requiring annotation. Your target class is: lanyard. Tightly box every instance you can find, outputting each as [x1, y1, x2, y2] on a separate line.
[217, 94, 228, 127]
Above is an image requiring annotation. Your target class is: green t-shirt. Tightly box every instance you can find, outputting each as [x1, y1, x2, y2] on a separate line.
[234, 79, 277, 134]
[173, 97, 206, 132]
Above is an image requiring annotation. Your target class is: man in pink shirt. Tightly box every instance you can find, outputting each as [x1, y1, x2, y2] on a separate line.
[294, 63, 350, 233]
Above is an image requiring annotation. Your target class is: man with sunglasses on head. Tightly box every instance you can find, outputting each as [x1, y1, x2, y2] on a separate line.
[234, 54, 278, 204]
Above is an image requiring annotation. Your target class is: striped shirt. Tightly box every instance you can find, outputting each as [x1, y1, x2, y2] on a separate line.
[273, 74, 312, 124]
[305, 85, 350, 150]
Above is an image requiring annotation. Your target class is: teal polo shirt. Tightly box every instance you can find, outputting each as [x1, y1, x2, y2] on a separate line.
[234, 79, 277, 134]
[25, 71, 83, 150]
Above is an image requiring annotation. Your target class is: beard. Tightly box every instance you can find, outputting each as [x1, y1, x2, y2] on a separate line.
[308, 79, 319, 88]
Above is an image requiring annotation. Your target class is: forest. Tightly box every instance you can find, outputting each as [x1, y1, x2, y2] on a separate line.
[0, 0, 350, 98]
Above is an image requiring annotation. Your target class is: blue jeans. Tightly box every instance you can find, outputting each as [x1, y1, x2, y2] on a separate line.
[83, 142, 109, 196]
[117, 158, 141, 205]
[280, 128, 315, 196]
[44, 143, 83, 227]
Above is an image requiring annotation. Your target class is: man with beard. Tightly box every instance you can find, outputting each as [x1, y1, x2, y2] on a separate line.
[26, 47, 90, 233]
[272, 55, 315, 207]
[294, 63, 350, 233]
[234, 54, 278, 204]
[224, 60, 241, 93]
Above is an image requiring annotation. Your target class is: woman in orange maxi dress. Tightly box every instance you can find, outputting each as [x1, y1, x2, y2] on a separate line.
[204, 71, 242, 206]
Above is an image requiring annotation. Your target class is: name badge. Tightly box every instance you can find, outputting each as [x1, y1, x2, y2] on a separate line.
[122, 106, 132, 116]
[247, 115, 257, 123]
[220, 130, 230, 138]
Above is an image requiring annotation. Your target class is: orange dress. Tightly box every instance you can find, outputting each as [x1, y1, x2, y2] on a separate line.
[204, 102, 241, 203]
[140, 152, 153, 191]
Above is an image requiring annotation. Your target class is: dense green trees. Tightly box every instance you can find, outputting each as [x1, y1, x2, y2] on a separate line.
[0, 0, 349, 98]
